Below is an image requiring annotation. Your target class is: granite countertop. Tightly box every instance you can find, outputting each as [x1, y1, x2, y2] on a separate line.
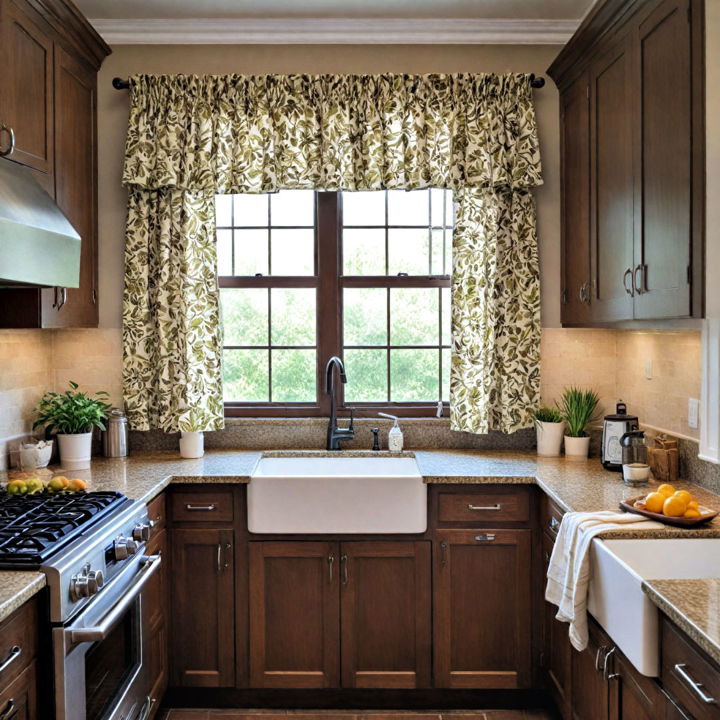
[643, 578, 720, 667]
[2, 447, 720, 627]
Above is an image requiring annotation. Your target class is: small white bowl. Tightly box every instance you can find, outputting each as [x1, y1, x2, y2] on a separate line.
[623, 462, 650, 485]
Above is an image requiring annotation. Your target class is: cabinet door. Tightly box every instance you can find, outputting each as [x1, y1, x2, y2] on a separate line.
[170, 529, 235, 687]
[46, 45, 98, 327]
[0, 661, 37, 720]
[608, 646, 665, 720]
[589, 36, 635, 322]
[249, 542, 339, 688]
[560, 71, 592, 326]
[0, 0, 53, 174]
[144, 528, 167, 714]
[433, 529, 531, 689]
[340, 541, 431, 689]
[632, 0, 692, 319]
[570, 622, 610, 720]
[542, 533, 572, 718]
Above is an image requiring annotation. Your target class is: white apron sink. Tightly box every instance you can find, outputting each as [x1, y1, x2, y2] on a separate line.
[248, 455, 426, 534]
[588, 538, 720, 676]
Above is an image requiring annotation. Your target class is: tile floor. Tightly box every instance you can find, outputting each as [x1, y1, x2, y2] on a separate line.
[159, 711, 552, 720]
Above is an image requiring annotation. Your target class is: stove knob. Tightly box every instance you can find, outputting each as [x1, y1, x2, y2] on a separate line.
[114, 537, 139, 560]
[70, 568, 104, 600]
[132, 522, 153, 542]
[87, 569, 104, 595]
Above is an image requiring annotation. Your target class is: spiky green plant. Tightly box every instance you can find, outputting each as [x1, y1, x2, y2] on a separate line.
[533, 406, 564, 424]
[557, 387, 601, 437]
[33, 381, 111, 435]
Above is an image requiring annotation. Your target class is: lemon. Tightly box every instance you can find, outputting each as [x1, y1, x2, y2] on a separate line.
[683, 508, 701, 518]
[48, 476, 69, 492]
[25, 478, 44, 494]
[663, 496, 687, 517]
[6, 479, 27, 495]
[673, 490, 693, 505]
[657, 483, 676, 498]
[645, 492, 666, 513]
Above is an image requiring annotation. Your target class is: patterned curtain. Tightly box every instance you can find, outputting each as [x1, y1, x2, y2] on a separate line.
[123, 73, 542, 433]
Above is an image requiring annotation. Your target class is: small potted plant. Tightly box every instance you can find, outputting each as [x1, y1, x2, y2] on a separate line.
[533, 406, 565, 457]
[558, 386, 601, 459]
[33, 381, 111, 470]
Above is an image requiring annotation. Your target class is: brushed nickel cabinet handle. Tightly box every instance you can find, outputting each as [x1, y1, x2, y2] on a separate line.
[548, 516, 560, 535]
[634, 264, 646, 295]
[595, 645, 609, 672]
[474, 533, 496, 542]
[674, 663, 716, 704]
[467, 503, 502, 511]
[0, 124, 14, 157]
[328, 553, 334, 583]
[623, 268, 634, 296]
[185, 503, 216, 511]
[341, 553, 348, 585]
[603, 646, 618, 680]
[439, 540, 448, 567]
[216, 543, 222, 573]
[0, 698, 15, 720]
[0, 646, 21, 674]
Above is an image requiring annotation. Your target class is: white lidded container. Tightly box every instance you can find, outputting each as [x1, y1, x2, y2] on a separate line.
[379, 412, 404, 452]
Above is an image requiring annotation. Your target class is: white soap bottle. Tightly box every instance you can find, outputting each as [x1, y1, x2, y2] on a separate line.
[379, 412, 404, 452]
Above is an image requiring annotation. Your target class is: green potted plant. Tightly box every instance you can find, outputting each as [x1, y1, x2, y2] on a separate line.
[33, 381, 111, 470]
[558, 387, 601, 459]
[533, 406, 565, 457]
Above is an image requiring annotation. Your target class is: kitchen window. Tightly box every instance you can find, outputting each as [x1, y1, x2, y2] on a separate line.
[217, 189, 452, 417]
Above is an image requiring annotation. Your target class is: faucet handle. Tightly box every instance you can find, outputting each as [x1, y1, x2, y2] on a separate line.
[348, 408, 355, 431]
[370, 428, 380, 451]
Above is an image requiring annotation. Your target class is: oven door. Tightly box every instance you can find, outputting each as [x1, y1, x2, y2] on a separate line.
[54, 555, 161, 720]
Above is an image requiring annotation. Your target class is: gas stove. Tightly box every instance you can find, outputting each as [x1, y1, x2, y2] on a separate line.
[0, 490, 128, 568]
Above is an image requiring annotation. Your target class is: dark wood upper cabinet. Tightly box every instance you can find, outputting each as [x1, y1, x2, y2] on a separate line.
[433, 529, 532, 689]
[249, 541, 340, 689]
[549, 0, 704, 325]
[170, 528, 235, 687]
[340, 541, 431, 689]
[0, 0, 109, 328]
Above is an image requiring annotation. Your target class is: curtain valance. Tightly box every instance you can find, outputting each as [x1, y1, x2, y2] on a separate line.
[122, 73, 542, 194]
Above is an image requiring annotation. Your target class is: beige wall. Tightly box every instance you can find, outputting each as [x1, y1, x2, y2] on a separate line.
[96, 43, 563, 329]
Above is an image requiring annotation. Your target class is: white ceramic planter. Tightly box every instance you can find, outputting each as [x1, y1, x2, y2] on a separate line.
[564, 435, 591, 459]
[536, 421, 565, 457]
[180, 431, 204, 458]
[57, 432, 93, 470]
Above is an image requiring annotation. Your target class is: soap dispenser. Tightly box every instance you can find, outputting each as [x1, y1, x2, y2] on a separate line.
[378, 412, 404, 452]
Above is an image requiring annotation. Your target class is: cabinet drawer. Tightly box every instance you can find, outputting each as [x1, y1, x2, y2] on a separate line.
[0, 660, 36, 720]
[541, 495, 565, 542]
[170, 489, 234, 524]
[438, 490, 529, 524]
[0, 600, 37, 690]
[147, 493, 166, 532]
[661, 617, 720, 720]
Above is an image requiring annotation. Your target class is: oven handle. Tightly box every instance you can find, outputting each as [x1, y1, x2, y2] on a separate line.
[68, 555, 162, 644]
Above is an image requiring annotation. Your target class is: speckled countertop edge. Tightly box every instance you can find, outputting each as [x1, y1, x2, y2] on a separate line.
[642, 579, 720, 667]
[0, 572, 45, 625]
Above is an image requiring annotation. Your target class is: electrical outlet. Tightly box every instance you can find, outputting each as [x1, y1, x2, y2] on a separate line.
[688, 398, 700, 429]
[644, 359, 653, 380]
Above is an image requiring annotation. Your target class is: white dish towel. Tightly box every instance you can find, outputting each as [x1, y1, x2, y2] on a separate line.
[545, 510, 664, 651]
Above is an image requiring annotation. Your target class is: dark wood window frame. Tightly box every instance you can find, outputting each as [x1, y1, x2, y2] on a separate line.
[221, 191, 451, 418]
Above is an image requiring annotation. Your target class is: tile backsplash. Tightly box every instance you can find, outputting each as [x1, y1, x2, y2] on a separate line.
[0, 326, 704, 467]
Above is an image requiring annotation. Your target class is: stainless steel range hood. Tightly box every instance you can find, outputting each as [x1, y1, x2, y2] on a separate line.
[0, 158, 81, 288]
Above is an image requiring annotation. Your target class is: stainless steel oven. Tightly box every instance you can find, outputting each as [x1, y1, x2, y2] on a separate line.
[48, 501, 161, 720]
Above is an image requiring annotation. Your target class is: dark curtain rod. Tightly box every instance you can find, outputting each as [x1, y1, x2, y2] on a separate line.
[112, 74, 546, 90]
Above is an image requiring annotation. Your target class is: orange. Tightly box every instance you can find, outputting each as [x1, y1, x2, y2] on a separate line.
[644, 492, 666, 513]
[683, 508, 701, 518]
[673, 490, 693, 505]
[688, 500, 700, 510]
[657, 483, 676, 498]
[68, 478, 87, 491]
[663, 496, 687, 517]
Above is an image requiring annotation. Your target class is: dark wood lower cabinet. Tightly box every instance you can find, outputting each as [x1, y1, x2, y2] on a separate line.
[144, 527, 168, 719]
[0, 662, 37, 720]
[249, 541, 340, 689]
[570, 621, 611, 720]
[341, 541, 431, 689]
[170, 528, 235, 687]
[433, 529, 532, 689]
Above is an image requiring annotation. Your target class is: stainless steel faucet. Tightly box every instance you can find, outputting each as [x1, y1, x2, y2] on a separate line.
[326, 356, 354, 450]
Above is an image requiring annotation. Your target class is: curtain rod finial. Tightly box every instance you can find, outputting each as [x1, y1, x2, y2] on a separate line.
[112, 77, 130, 90]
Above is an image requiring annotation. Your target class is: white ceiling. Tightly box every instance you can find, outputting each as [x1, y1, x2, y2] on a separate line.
[76, 0, 595, 20]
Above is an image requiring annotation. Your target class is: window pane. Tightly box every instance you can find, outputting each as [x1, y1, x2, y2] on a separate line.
[223, 349, 268, 402]
[234, 229, 269, 276]
[342, 191, 385, 226]
[431, 229, 445, 276]
[387, 189, 429, 226]
[445, 190, 454, 226]
[445, 229, 453, 275]
[233, 194, 268, 227]
[441, 348, 451, 401]
[272, 349, 316, 402]
[430, 189, 445, 226]
[343, 229, 385, 275]
[271, 288, 316, 346]
[216, 195, 233, 226]
[390, 288, 438, 346]
[388, 229, 430, 275]
[441, 287, 451, 346]
[217, 229, 233, 276]
[270, 229, 314, 275]
[391, 349, 438, 402]
[221, 288, 268, 346]
[271, 190, 315, 227]
[344, 349, 387, 402]
[343, 288, 387, 346]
